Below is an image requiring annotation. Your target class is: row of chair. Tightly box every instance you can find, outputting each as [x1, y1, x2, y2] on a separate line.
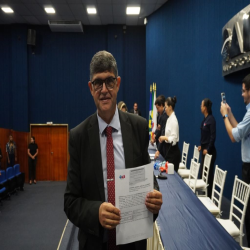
[0, 164, 25, 204]
[177, 141, 250, 247]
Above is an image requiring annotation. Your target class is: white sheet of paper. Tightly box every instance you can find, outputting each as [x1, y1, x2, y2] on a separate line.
[115, 163, 154, 245]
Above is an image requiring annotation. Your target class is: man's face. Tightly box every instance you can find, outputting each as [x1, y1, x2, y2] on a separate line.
[88, 71, 120, 116]
[9, 136, 13, 142]
[134, 103, 138, 111]
[242, 83, 250, 105]
[200, 101, 205, 114]
[155, 104, 164, 114]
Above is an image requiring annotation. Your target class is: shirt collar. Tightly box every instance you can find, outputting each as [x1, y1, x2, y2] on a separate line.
[246, 103, 250, 111]
[97, 106, 120, 135]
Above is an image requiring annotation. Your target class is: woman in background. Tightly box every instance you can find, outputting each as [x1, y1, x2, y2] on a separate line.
[6, 135, 17, 167]
[118, 101, 128, 112]
[198, 98, 216, 198]
[159, 96, 181, 172]
[28, 136, 38, 185]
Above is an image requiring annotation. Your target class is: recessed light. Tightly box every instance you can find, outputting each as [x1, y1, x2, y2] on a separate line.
[1, 7, 14, 13]
[87, 8, 97, 14]
[126, 7, 140, 15]
[45, 7, 55, 14]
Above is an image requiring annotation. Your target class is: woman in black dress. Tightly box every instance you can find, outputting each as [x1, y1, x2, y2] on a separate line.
[28, 136, 38, 185]
[198, 98, 216, 198]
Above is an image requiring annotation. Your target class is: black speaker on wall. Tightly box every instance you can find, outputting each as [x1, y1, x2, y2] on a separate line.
[27, 29, 36, 46]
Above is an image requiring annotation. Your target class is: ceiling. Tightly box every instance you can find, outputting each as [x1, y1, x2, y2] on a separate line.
[0, 0, 168, 26]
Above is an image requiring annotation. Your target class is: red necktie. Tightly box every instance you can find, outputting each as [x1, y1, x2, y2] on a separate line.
[106, 126, 119, 250]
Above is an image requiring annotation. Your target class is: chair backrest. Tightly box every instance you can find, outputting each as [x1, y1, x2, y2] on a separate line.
[201, 154, 212, 184]
[6, 167, 14, 179]
[229, 176, 250, 246]
[14, 164, 20, 175]
[181, 141, 189, 169]
[188, 159, 200, 193]
[193, 146, 200, 163]
[211, 166, 227, 211]
[0, 170, 6, 183]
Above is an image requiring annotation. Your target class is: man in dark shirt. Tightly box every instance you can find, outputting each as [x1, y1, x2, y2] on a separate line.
[151, 95, 168, 159]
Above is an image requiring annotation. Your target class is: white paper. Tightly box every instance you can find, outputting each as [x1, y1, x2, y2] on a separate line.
[115, 163, 154, 245]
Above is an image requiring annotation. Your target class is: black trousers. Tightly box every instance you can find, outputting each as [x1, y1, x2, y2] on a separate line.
[28, 157, 37, 180]
[199, 146, 216, 198]
[7, 154, 15, 168]
[164, 142, 181, 172]
[242, 162, 250, 247]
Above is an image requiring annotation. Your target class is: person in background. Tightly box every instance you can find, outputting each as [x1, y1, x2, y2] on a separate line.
[118, 101, 128, 112]
[6, 135, 17, 167]
[129, 102, 141, 116]
[151, 95, 168, 159]
[28, 136, 38, 185]
[159, 96, 181, 172]
[220, 73, 250, 247]
[198, 98, 216, 198]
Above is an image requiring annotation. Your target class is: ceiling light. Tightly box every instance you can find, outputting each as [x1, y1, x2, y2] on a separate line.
[87, 8, 97, 14]
[45, 7, 55, 14]
[1, 7, 14, 13]
[243, 13, 249, 19]
[144, 18, 147, 25]
[126, 7, 140, 15]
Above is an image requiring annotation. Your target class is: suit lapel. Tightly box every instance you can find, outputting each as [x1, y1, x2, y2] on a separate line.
[119, 111, 134, 169]
[88, 114, 105, 202]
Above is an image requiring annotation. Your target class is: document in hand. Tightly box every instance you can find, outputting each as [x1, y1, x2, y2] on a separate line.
[115, 163, 154, 245]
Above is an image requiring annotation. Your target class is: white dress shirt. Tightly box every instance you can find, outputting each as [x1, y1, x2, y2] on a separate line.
[164, 111, 179, 145]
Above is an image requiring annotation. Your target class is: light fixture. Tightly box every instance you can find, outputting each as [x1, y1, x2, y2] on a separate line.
[144, 18, 147, 25]
[44, 7, 55, 14]
[126, 7, 140, 15]
[243, 13, 249, 20]
[87, 8, 97, 14]
[1, 7, 14, 13]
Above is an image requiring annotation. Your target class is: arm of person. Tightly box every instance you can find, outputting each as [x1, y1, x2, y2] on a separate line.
[231, 113, 250, 143]
[6, 151, 10, 163]
[165, 117, 178, 145]
[226, 103, 238, 128]
[27, 149, 33, 158]
[34, 149, 39, 158]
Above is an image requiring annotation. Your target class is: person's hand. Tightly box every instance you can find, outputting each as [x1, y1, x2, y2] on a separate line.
[198, 146, 201, 151]
[32, 156, 35, 160]
[145, 190, 163, 214]
[99, 202, 121, 229]
[226, 103, 232, 115]
[158, 136, 165, 143]
[220, 102, 228, 116]
[154, 151, 160, 159]
[203, 149, 207, 155]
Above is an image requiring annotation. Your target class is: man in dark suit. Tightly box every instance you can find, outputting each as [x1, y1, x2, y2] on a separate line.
[64, 51, 162, 250]
[129, 103, 141, 116]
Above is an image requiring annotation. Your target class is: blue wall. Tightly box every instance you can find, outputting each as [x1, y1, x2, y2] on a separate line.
[0, 24, 146, 131]
[146, 0, 250, 199]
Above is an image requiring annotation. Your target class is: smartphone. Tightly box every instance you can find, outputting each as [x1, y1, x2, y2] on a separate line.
[221, 92, 226, 103]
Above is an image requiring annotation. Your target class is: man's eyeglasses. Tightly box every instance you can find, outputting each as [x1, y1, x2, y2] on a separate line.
[91, 77, 117, 91]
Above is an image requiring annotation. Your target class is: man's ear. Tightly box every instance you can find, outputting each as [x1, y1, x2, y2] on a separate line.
[88, 81, 94, 96]
[116, 76, 121, 91]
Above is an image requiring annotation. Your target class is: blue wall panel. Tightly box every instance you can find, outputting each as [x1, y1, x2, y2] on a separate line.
[146, 0, 249, 198]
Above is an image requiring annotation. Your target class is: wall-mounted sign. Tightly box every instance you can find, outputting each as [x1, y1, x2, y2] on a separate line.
[222, 5, 250, 76]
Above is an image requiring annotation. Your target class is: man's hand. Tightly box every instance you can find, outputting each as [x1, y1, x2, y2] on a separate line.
[145, 190, 163, 214]
[220, 102, 228, 116]
[154, 150, 160, 159]
[99, 202, 121, 229]
[198, 146, 201, 151]
[203, 149, 207, 155]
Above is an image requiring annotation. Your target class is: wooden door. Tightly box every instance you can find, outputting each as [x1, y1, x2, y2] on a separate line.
[30, 125, 68, 181]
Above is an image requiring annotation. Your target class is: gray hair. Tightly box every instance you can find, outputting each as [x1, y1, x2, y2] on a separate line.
[90, 50, 118, 80]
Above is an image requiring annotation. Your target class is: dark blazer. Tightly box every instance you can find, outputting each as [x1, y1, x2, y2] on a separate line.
[129, 109, 141, 116]
[64, 110, 158, 250]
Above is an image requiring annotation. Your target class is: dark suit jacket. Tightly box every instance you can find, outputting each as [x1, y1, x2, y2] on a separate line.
[64, 110, 159, 250]
[129, 109, 141, 116]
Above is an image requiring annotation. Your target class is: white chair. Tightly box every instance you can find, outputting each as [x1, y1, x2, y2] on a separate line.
[178, 145, 199, 179]
[199, 166, 227, 217]
[183, 153, 212, 197]
[183, 159, 200, 193]
[217, 176, 250, 246]
[179, 141, 190, 169]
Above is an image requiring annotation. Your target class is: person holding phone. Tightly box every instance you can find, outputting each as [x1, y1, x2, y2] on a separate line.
[220, 74, 250, 247]
[198, 98, 216, 198]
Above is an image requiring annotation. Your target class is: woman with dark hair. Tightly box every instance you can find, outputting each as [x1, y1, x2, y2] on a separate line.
[6, 135, 17, 167]
[198, 98, 216, 198]
[28, 136, 38, 185]
[159, 96, 181, 172]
